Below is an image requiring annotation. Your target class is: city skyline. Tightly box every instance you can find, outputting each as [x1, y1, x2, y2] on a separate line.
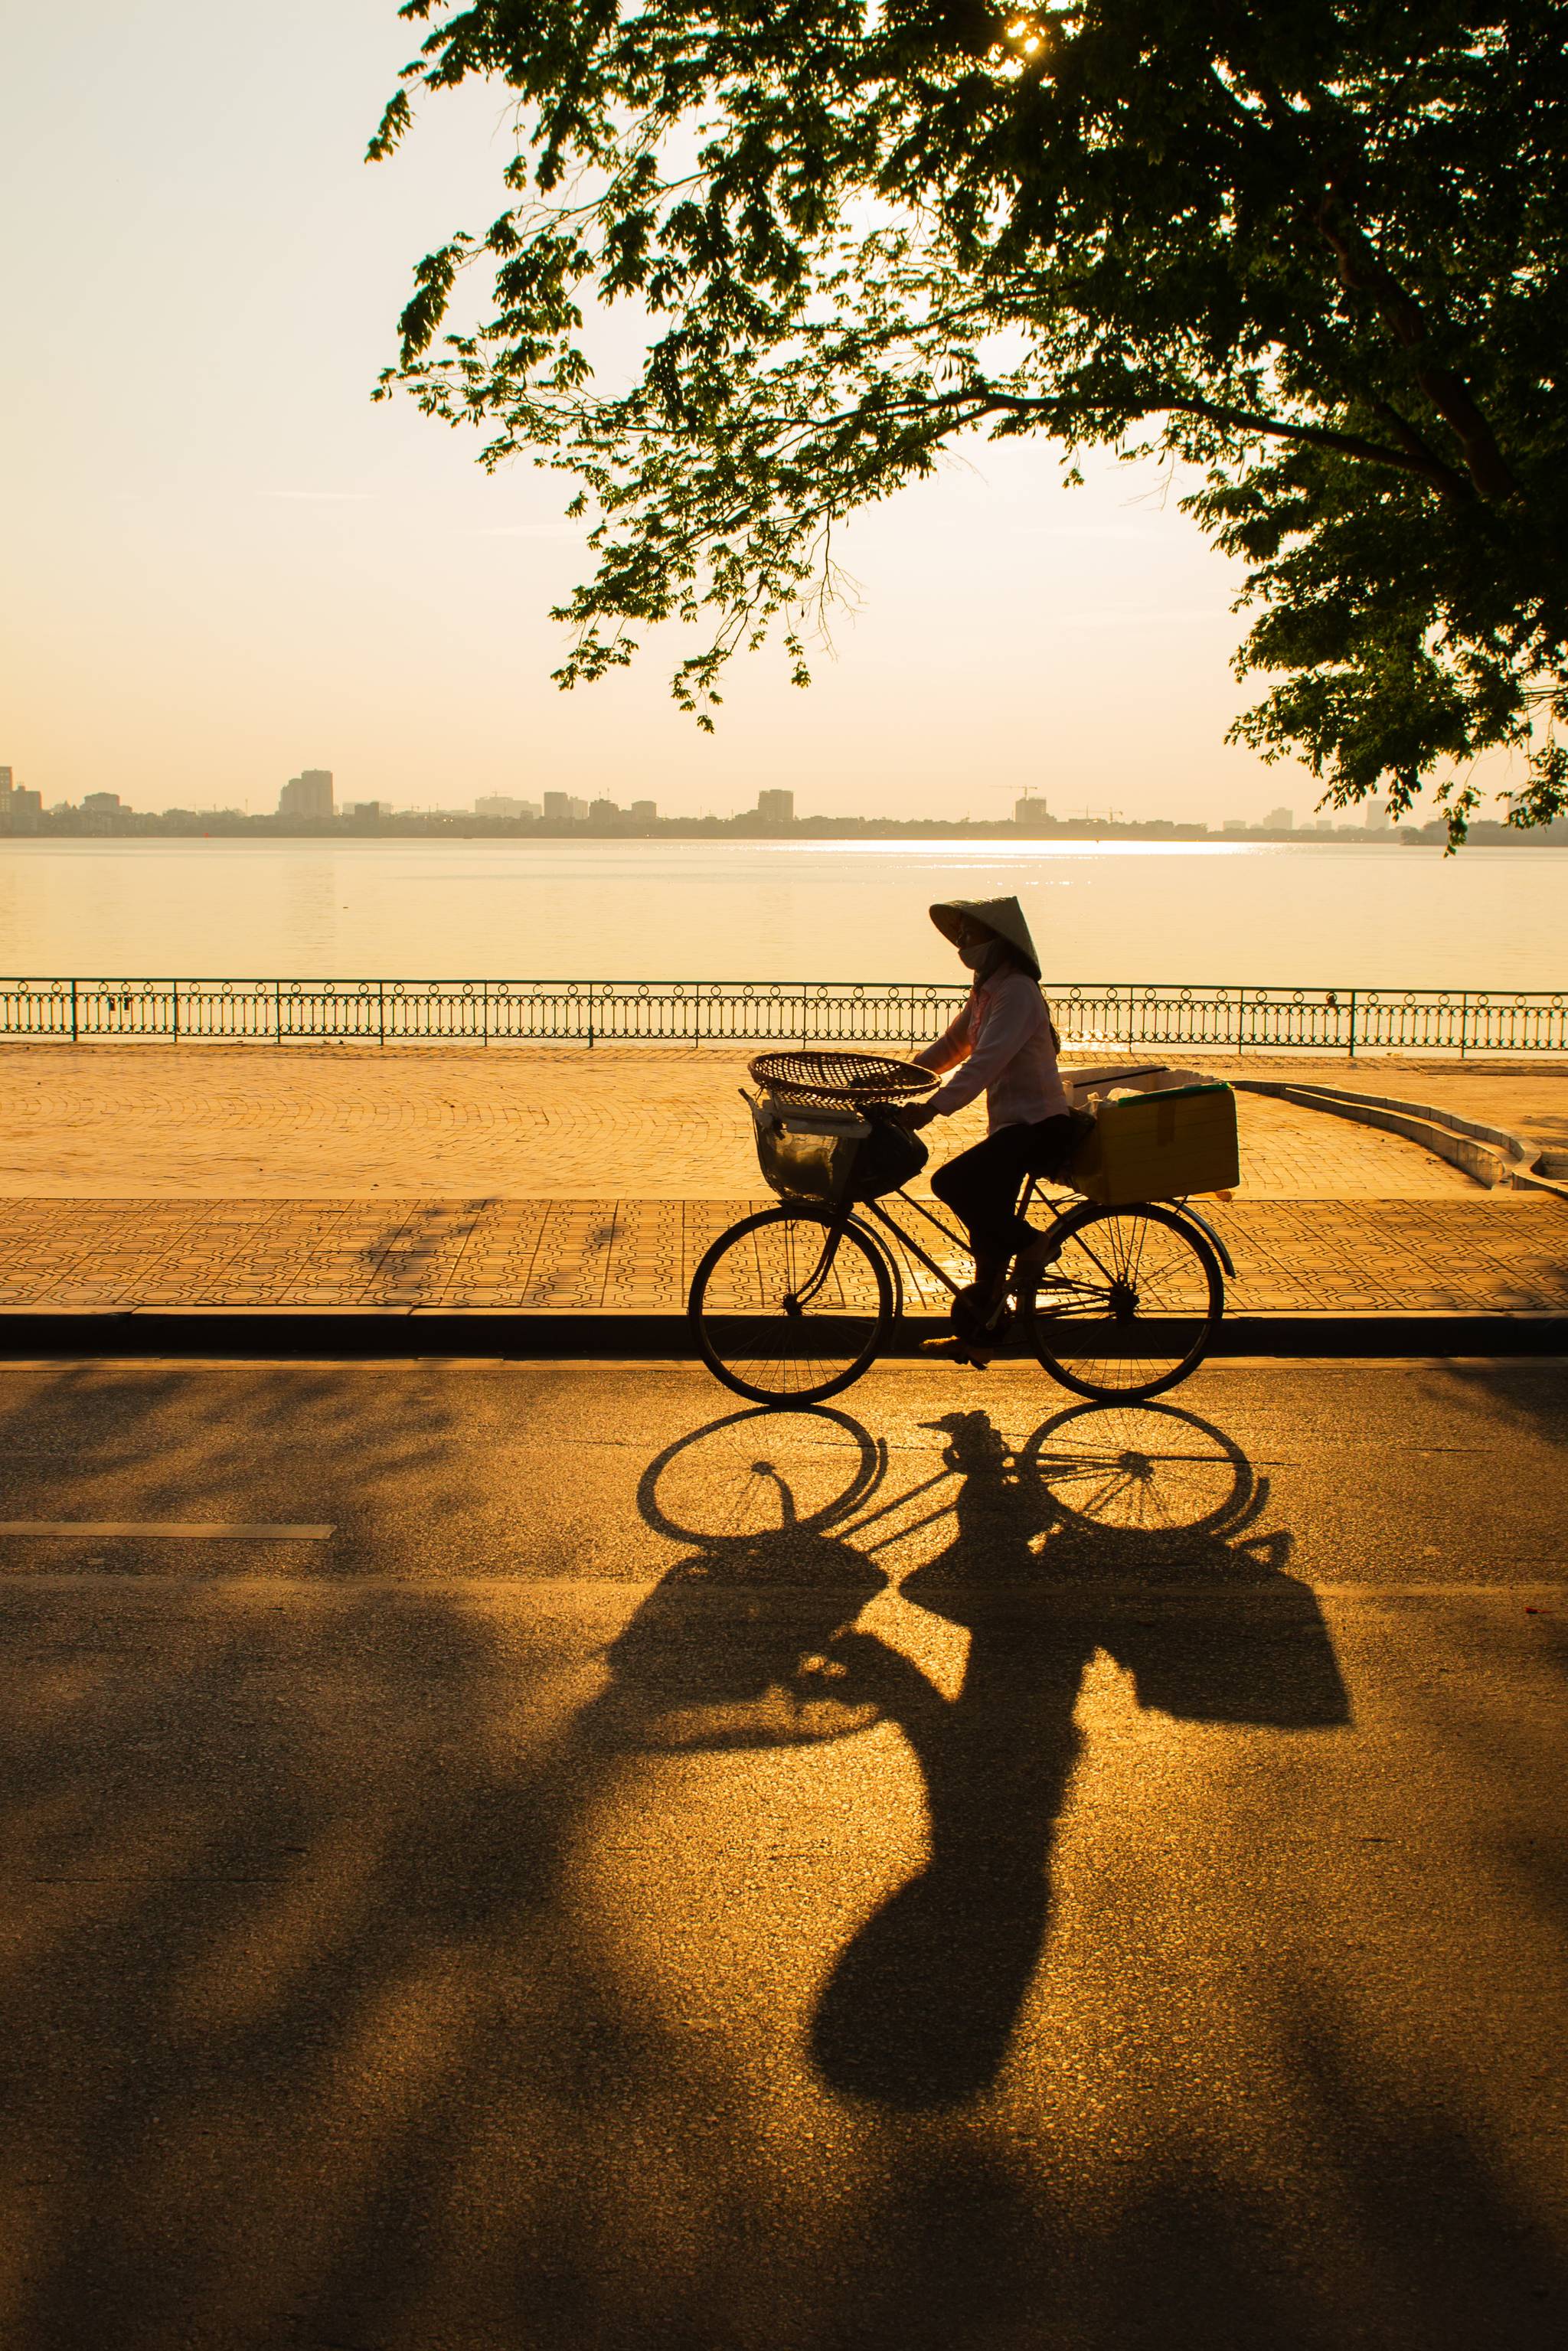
[8, 768, 1562, 848]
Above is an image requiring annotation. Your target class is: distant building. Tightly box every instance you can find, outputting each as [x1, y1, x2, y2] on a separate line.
[279, 769, 334, 821]
[0, 769, 42, 834]
[630, 799, 657, 824]
[1014, 795, 1051, 827]
[756, 789, 795, 823]
[80, 790, 129, 831]
[474, 795, 541, 821]
[542, 790, 589, 823]
[1311, 818, 1334, 831]
[589, 797, 621, 825]
[1363, 803, 1392, 829]
[346, 801, 389, 821]
[1222, 819, 1249, 834]
[1263, 805, 1293, 831]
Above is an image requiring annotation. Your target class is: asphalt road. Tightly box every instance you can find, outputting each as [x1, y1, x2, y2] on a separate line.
[0, 1355, 1563, 2351]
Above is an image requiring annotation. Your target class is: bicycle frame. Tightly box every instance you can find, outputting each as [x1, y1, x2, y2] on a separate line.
[793, 1176, 1234, 1311]
[858, 1177, 1068, 1299]
[794, 1175, 1071, 1308]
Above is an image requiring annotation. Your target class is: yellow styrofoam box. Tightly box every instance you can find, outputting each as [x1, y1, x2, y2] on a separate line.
[1067, 1082, 1240, 1205]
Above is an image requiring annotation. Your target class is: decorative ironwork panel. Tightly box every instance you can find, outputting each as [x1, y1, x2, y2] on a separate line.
[74, 981, 175, 1037]
[0, 981, 74, 1037]
[274, 982, 379, 1040]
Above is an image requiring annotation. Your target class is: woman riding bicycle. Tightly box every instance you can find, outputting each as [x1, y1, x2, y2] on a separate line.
[897, 897, 1088, 1342]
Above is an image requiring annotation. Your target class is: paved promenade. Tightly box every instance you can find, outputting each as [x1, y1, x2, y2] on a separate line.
[0, 1043, 1530, 1197]
[1, 1046, 1563, 1317]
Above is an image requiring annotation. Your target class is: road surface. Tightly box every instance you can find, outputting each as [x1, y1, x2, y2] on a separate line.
[0, 1355, 1563, 2349]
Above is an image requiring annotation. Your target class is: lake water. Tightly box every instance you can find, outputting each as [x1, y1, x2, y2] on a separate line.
[0, 838, 1562, 991]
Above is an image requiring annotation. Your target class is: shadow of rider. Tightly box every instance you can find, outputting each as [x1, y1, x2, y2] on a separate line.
[812, 1406, 1350, 2108]
[608, 1400, 1349, 2111]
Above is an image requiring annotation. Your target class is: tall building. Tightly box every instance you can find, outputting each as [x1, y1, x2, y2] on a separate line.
[0, 769, 41, 833]
[83, 792, 122, 812]
[630, 799, 658, 824]
[1364, 803, 1392, 829]
[589, 798, 621, 825]
[475, 795, 541, 821]
[1263, 805, 1293, 831]
[757, 789, 794, 823]
[542, 792, 588, 822]
[1014, 794, 1051, 827]
[278, 769, 335, 821]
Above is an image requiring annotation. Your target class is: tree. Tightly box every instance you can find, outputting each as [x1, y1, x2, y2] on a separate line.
[371, 0, 1568, 840]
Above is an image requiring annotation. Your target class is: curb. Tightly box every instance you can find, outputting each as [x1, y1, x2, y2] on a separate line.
[0, 1308, 1563, 1361]
[1231, 1076, 1568, 1197]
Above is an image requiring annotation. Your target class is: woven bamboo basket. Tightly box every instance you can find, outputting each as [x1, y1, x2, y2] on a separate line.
[747, 1050, 936, 1115]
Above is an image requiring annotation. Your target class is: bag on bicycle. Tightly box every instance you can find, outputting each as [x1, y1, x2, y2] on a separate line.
[847, 1117, 928, 1201]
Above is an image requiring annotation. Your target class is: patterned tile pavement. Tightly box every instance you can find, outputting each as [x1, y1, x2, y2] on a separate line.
[2, 1193, 1563, 1317]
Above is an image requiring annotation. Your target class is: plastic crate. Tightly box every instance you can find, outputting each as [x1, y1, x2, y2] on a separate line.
[1067, 1082, 1240, 1204]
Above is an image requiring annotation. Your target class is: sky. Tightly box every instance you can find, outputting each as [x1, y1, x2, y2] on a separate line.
[0, 2, 1511, 828]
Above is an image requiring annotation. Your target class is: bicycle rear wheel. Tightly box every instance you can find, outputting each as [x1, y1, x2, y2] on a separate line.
[689, 1207, 894, 1406]
[1022, 1203, 1223, 1402]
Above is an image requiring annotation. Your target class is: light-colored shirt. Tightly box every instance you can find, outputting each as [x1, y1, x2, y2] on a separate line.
[913, 968, 1071, 1132]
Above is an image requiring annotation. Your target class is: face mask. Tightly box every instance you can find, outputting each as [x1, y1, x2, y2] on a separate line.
[958, 939, 989, 971]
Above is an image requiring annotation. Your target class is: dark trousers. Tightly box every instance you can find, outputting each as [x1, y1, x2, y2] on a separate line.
[930, 1115, 1083, 1262]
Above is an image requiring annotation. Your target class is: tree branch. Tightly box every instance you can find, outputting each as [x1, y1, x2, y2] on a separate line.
[1314, 191, 1518, 500]
[851, 382, 1473, 495]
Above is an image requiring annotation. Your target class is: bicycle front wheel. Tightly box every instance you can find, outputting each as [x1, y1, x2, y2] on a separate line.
[689, 1207, 894, 1406]
[1022, 1203, 1223, 1403]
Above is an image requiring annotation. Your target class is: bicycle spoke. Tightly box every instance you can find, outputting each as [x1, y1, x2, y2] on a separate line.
[692, 1209, 893, 1405]
[1024, 1206, 1224, 1403]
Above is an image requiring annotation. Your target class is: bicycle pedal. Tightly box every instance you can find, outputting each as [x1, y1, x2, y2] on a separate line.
[919, 1337, 994, 1367]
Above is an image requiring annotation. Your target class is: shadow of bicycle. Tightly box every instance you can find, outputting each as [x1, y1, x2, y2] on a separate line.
[594, 1395, 1349, 2108]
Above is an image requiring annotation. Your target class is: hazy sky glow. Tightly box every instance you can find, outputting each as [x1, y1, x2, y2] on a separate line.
[0, 3, 1520, 824]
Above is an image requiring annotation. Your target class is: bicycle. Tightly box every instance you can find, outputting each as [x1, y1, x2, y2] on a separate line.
[688, 1052, 1236, 1409]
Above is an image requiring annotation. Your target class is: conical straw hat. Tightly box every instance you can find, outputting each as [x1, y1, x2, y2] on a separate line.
[929, 896, 1041, 980]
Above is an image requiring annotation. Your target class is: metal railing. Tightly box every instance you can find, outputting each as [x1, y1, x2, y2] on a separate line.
[0, 977, 1562, 1055]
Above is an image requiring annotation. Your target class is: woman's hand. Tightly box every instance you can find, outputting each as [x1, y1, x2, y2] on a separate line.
[893, 1099, 937, 1131]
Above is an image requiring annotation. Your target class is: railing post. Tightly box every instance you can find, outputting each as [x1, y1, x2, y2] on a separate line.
[69, 979, 79, 1042]
[171, 979, 180, 1043]
[586, 985, 594, 1049]
[1460, 991, 1468, 1060]
[273, 979, 282, 1043]
[377, 981, 386, 1047]
[481, 983, 489, 1047]
[1347, 989, 1357, 1060]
